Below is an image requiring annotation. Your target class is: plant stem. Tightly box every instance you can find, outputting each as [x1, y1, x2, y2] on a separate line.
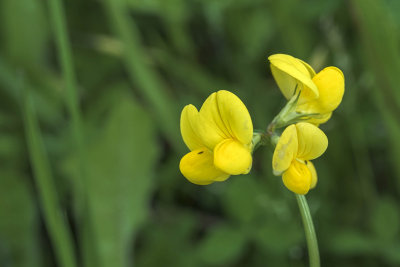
[295, 194, 320, 267]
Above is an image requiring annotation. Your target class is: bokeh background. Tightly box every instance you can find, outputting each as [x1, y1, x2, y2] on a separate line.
[1, 0, 400, 266]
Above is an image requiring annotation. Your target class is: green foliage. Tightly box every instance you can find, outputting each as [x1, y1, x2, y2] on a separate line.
[0, 0, 400, 266]
[0, 171, 41, 267]
[0, 0, 48, 66]
[62, 91, 158, 267]
[196, 223, 247, 266]
[82, 94, 158, 267]
[369, 197, 400, 243]
[223, 176, 263, 224]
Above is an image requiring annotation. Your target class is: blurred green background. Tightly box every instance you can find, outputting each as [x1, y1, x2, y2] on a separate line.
[1, 0, 400, 266]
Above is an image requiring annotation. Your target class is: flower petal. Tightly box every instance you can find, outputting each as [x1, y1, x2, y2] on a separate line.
[180, 105, 204, 150]
[216, 90, 253, 145]
[295, 122, 328, 160]
[179, 148, 229, 185]
[282, 160, 312, 195]
[272, 125, 298, 175]
[193, 92, 231, 150]
[297, 67, 345, 114]
[306, 161, 318, 189]
[194, 113, 227, 151]
[214, 139, 252, 175]
[199, 92, 231, 138]
[305, 112, 332, 126]
[269, 54, 319, 102]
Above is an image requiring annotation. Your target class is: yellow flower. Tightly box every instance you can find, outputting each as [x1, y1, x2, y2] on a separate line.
[269, 54, 345, 124]
[179, 90, 253, 185]
[272, 122, 328, 194]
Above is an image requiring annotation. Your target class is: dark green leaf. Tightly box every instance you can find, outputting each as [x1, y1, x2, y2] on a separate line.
[81, 94, 158, 267]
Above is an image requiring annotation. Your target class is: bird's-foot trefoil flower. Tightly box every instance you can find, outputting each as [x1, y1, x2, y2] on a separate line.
[268, 53, 345, 128]
[272, 122, 328, 195]
[178, 53, 343, 267]
[179, 90, 253, 185]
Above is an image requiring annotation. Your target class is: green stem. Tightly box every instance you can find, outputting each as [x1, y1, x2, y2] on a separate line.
[251, 131, 270, 152]
[21, 82, 77, 267]
[295, 194, 320, 267]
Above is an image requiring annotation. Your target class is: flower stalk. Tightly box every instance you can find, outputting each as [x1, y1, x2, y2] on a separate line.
[295, 194, 320, 267]
[251, 131, 270, 152]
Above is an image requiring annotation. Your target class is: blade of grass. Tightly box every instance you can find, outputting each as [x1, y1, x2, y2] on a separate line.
[20, 77, 77, 267]
[353, 0, 400, 191]
[46, 0, 84, 166]
[45, 1, 100, 266]
[103, 0, 181, 150]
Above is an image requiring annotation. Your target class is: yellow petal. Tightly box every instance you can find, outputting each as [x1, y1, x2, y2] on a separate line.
[179, 148, 229, 185]
[196, 90, 253, 149]
[306, 161, 318, 189]
[215, 90, 253, 145]
[282, 160, 312, 195]
[195, 110, 226, 150]
[199, 92, 231, 138]
[306, 112, 332, 126]
[272, 125, 298, 175]
[295, 122, 328, 160]
[214, 139, 252, 175]
[180, 105, 204, 150]
[297, 67, 345, 114]
[268, 54, 319, 102]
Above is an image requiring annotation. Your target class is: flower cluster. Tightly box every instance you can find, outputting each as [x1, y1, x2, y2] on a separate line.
[269, 54, 344, 194]
[178, 53, 344, 195]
